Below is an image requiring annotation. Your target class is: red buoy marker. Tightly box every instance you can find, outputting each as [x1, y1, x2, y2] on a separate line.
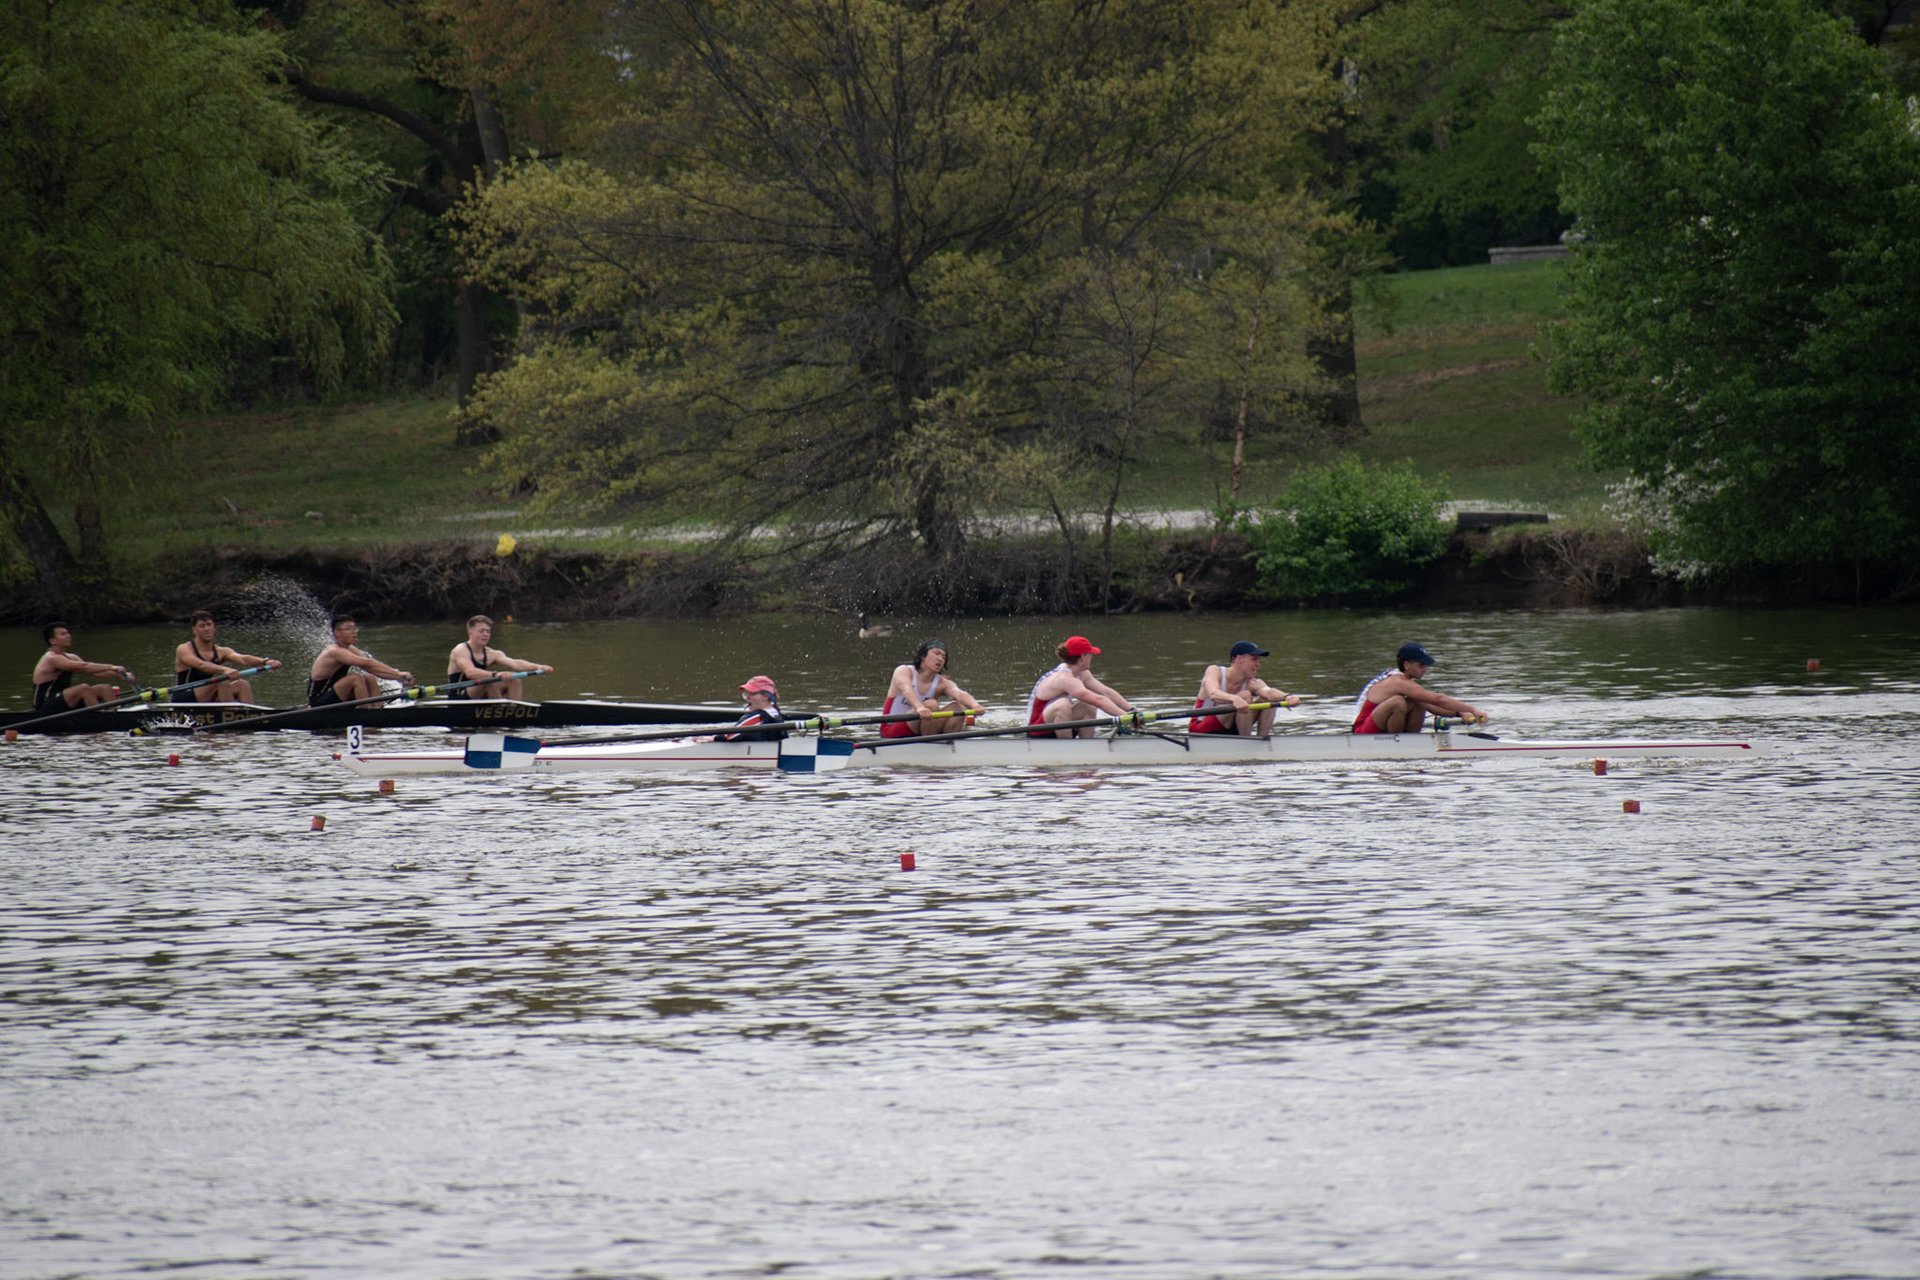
[167, 753, 181, 766]
[310, 815, 327, 832]
[1592, 759, 1608, 776]
[1806, 659, 1821, 672]
[1622, 799, 1641, 814]
[4, 728, 17, 743]
[900, 852, 916, 872]
[378, 779, 395, 794]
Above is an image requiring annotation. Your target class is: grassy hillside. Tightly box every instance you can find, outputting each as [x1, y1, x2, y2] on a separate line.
[144, 259, 1594, 556]
[1350, 257, 1605, 514]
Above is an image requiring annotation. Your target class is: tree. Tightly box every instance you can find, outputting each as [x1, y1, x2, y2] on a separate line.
[1534, 0, 1920, 576]
[270, 0, 624, 417]
[0, 0, 394, 613]
[461, 0, 1345, 575]
[1188, 189, 1348, 508]
[1351, 0, 1571, 269]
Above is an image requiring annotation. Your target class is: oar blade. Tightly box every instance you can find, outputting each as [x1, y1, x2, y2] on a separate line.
[464, 733, 543, 771]
[776, 738, 857, 773]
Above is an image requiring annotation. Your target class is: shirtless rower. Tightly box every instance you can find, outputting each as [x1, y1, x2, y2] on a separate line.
[1027, 635, 1135, 738]
[31, 623, 134, 711]
[1351, 642, 1486, 734]
[173, 610, 281, 703]
[1191, 640, 1300, 738]
[307, 615, 413, 707]
[445, 614, 552, 700]
[879, 639, 983, 738]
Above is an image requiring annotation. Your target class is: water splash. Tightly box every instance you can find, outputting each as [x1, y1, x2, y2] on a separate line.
[217, 575, 334, 673]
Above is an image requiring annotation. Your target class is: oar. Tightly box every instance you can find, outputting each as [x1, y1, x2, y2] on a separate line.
[191, 670, 540, 734]
[478, 703, 984, 754]
[773, 700, 1300, 772]
[8, 664, 276, 733]
[862, 700, 1273, 747]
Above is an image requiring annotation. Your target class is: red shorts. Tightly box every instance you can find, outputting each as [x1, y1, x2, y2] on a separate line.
[1352, 703, 1383, 734]
[879, 720, 919, 739]
[1190, 715, 1234, 735]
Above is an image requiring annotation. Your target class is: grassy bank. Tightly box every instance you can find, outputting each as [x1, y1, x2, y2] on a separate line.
[1349, 258, 1604, 514]
[139, 259, 1589, 557]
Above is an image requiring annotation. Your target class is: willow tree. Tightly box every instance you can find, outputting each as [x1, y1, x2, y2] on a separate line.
[0, 0, 394, 613]
[460, 0, 1344, 573]
[273, 0, 626, 414]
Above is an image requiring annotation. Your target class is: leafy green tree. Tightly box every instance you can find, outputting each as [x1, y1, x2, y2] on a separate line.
[270, 0, 625, 416]
[461, 0, 1346, 575]
[1352, 0, 1571, 268]
[1241, 457, 1449, 601]
[1535, 0, 1920, 575]
[0, 0, 394, 612]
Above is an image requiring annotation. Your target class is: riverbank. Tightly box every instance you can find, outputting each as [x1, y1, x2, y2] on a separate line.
[6, 260, 1907, 623]
[62, 524, 1904, 629]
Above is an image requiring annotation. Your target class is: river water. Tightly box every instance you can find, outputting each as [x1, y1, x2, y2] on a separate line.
[3, 604, 1917, 1279]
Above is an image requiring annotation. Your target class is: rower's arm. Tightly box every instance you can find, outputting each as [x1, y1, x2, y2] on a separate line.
[1082, 675, 1134, 712]
[55, 653, 130, 680]
[1411, 686, 1481, 718]
[351, 647, 412, 682]
[944, 681, 983, 712]
[1252, 678, 1299, 707]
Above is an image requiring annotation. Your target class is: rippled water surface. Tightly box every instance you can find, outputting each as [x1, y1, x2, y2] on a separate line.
[4, 607, 1918, 1279]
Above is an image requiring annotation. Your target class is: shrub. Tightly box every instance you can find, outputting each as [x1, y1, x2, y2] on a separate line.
[1241, 458, 1450, 602]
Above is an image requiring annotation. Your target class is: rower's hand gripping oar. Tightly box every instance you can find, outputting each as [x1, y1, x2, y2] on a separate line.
[8, 663, 277, 733]
[194, 670, 540, 734]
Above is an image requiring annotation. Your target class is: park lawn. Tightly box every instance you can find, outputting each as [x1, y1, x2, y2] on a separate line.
[1136, 258, 1610, 515]
[144, 259, 1603, 556]
[137, 397, 515, 555]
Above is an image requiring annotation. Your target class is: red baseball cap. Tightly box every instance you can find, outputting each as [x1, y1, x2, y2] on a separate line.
[739, 675, 778, 695]
[1063, 635, 1101, 656]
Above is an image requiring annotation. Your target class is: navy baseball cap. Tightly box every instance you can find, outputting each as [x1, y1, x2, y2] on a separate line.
[1228, 641, 1270, 658]
[1397, 642, 1437, 666]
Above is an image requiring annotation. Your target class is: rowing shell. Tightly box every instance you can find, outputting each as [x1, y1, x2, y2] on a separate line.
[0, 698, 744, 736]
[335, 729, 1755, 777]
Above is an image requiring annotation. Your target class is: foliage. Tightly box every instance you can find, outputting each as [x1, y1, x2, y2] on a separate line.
[458, 0, 1351, 586]
[0, 0, 394, 611]
[273, 0, 628, 407]
[1352, 0, 1572, 269]
[1240, 457, 1450, 601]
[1534, 0, 1920, 573]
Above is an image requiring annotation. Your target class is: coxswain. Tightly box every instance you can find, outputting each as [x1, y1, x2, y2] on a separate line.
[1351, 642, 1486, 734]
[720, 675, 786, 741]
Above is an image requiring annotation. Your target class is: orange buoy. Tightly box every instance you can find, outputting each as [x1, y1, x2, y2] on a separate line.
[378, 779, 395, 794]
[4, 729, 16, 743]
[900, 851, 917, 871]
[310, 815, 327, 831]
[1806, 659, 1821, 672]
[1592, 759, 1608, 776]
[1622, 799, 1641, 814]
